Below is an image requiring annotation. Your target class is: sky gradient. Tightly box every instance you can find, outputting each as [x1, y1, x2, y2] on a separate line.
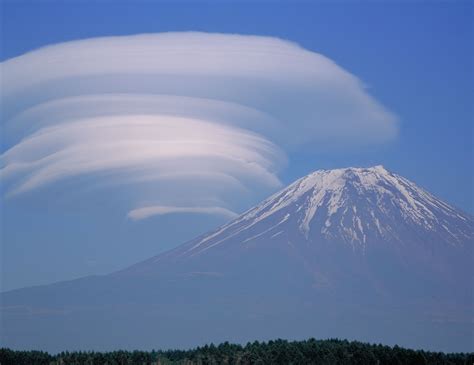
[1, 0, 472, 291]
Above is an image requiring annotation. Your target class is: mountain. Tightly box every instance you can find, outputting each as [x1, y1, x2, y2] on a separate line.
[1, 166, 473, 353]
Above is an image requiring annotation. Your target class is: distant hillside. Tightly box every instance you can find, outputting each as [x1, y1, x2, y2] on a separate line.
[1, 338, 473, 365]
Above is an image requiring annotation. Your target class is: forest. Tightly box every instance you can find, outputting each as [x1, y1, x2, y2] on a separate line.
[1, 338, 473, 365]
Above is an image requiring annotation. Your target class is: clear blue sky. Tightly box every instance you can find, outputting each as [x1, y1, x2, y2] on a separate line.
[1, 0, 472, 291]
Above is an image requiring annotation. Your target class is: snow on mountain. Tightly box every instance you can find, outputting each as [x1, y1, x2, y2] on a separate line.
[172, 165, 472, 258]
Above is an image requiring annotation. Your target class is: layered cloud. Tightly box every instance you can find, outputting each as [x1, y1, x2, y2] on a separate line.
[128, 206, 239, 221]
[0, 32, 398, 220]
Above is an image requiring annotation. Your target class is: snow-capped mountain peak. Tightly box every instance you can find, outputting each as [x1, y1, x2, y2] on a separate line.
[183, 166, 473, 256]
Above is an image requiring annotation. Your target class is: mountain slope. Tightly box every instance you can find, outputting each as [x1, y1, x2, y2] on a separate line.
[135, 165, 471, 258]
[1, 166, 473, 353]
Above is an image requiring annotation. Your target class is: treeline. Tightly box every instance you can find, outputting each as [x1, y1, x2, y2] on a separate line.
[1, 338, 473, 365]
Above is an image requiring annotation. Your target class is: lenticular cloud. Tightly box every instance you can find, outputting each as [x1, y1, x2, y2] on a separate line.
[0, 32, 397, 220]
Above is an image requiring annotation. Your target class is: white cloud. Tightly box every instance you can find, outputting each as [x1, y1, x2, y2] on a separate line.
[1, 115, 283, 194]
[128, 205, 239, 221]
[0, 32, 398, 220]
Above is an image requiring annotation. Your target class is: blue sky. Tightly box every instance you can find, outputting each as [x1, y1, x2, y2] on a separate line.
[1, 0, 472, 291]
